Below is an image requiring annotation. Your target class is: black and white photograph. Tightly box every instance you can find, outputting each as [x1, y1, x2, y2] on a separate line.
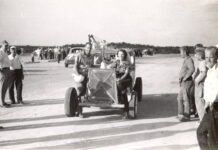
[0, 0, 218, 149]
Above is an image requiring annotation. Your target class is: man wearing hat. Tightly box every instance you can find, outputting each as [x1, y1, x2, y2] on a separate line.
[0, 40, 13, 107]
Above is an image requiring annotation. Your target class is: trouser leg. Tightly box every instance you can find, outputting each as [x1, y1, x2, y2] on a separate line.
[190, 84, 196, 114]
[8, 70, 16, 103]
[15, 73, 23, 102]
[75, 77, 87, 97]
[117, 79, 131, 113]
[183, 80, 193, 117]
[122, 93, 129, 112]
[195, 83, 205, 121]
[0, 70, 6, 106]
[15, 70, 23, 102]
[197, 112, 210, 150]
[16, 80, 23, 102]
[9, 82, 15, 103]
[0, 69, 13, 106]
[196, 98, 205, 121]
[177, 85, 184, 115]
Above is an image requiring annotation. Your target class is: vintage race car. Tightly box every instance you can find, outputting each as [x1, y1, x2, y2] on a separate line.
[64, 50, 142, 118]
[64, 47, 84, 67]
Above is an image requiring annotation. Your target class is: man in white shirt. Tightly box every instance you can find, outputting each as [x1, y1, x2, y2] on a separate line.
[197, 46, 218, 150]
[0, 40, 13, 108]
[8, 46, 24, 104]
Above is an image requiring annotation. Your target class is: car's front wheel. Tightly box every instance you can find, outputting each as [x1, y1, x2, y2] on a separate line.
[64, 87, 78, 117]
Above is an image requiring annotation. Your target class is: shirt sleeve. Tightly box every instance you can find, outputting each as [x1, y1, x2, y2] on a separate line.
[200, 61, 207, 72]
[75, 54, 81, 65]
[211, 72, 218, 104]
[0, 51, 4, 62]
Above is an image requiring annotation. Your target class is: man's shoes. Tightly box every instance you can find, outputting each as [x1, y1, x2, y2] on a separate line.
[176, 114, 184, 119]
[0, 103, 10, 108]
[122, 112, 131, 120]
[179, 116, 190, 122]
[194, 113, 199, 118]
[18, 101, 25, 105]
[78, 113, 84, 118]
[177, 114, 190, 122]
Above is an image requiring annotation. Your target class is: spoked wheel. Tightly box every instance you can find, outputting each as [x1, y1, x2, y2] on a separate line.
[134, 77, 142, 102]
[129, 92, 138, 119]
[64, 87, 78, 117]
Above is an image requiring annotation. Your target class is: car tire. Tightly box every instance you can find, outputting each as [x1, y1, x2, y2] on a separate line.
[64, 87, 78, 117]
[134, 77, 142, 102]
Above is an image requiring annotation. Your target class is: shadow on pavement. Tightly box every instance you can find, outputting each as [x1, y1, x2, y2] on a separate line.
[0, 114, 65, 123]
[12, 99, 63, 107]
[24, 69, 47, 72]
[0, 116, 122, 132]
[24, 74, 50, 76]
[0, 121, 181, 147]
[136, 144, 198, 150]
[1, 93, 178, 126]
[0, 93, 196, 149]
[138, 93, 178, 119]
[24, 128, 195, 149]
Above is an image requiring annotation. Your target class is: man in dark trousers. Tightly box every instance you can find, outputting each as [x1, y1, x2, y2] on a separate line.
[177, 46, 195, 121]
[57, 47, 61, 64]
[197, 47, 218, 150]
[0, 40, 14, 108]
[9, 47, 24, 104]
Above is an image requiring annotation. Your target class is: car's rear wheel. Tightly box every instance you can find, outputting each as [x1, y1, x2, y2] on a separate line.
[134, 77, 142, 102]
[64, 87, 78, 117]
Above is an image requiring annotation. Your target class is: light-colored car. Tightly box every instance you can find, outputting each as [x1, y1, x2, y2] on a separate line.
[64, 47, 84, 67]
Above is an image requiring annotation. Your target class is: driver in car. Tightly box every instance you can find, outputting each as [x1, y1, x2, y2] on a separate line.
[74, 42, 94, 98]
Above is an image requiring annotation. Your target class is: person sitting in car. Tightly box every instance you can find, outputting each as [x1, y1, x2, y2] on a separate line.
[74, 42, 94, 97]
[108, 49, 132, 119]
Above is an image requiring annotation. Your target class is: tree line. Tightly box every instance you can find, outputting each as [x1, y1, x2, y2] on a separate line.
[16, 42, 197, 54]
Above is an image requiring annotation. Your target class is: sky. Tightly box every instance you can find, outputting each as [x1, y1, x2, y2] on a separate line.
[0, 0, 218, 46]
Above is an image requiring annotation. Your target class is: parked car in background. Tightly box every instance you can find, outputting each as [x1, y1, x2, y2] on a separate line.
[64, 47, 84, 67]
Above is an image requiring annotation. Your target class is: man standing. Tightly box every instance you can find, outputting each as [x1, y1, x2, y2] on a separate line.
[197, 47, 218, 150]
[57, 47, 61, 64]
[0, 40, 13, 108]
[177, 46, 195, 121]
[9, 46, 24, 104]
